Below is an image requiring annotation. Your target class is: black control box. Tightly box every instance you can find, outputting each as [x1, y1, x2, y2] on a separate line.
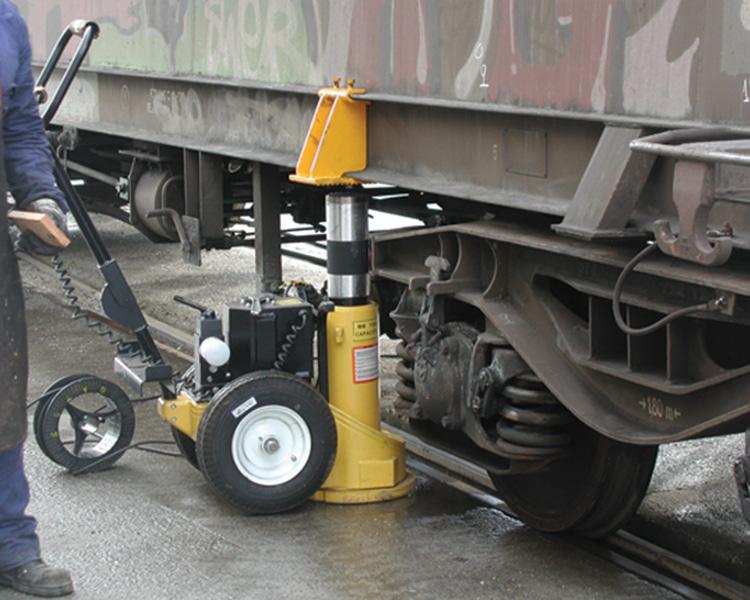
[194, 295, 315, 392]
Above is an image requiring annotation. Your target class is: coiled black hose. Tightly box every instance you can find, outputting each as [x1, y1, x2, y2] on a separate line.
[51, 253, 146, 360]
[274, 310, 308, 370]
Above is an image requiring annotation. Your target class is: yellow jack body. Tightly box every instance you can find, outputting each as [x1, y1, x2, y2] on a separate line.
[158, 393, 204, 440]
[157, 302, 414, 506]
[312, 303, 415, 504]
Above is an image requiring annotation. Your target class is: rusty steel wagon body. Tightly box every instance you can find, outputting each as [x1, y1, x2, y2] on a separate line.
[16, 0, 750, 535]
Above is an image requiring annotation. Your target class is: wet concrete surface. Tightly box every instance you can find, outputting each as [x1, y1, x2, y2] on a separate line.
[6, 288, 682, 599]
[12, 215, 749, 595]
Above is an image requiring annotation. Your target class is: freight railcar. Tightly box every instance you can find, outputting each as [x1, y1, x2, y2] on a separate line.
[17, 0, 750, 535]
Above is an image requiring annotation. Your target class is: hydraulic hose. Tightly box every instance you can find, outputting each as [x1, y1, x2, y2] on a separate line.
[611, 243, 726, 337]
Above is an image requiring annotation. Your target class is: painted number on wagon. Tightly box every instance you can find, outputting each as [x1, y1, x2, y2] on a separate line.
[353, 345, 378, 384]
[639, 396, 682, 421]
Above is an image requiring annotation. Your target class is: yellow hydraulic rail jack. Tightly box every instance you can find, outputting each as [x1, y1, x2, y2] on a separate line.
[292, 79, 414, 502]
[311, 194, 415, 504]
[158, 194, 415, 507]
[159, 80, 414, 508]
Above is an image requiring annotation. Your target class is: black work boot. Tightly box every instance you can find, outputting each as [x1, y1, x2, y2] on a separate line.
[0, 559, 73, 597]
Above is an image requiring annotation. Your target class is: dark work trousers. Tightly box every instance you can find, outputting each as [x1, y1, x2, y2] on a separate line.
[0, 112, 40, 570]
[0, 446, 39, 569]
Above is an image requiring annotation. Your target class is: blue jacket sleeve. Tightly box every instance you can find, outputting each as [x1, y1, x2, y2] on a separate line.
[3, 10, 66, 210]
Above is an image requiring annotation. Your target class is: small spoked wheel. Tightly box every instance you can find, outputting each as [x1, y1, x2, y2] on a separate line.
[33, 373, 96, 442]
[34, 376, 136, 473]
[197, 371, 337, 514]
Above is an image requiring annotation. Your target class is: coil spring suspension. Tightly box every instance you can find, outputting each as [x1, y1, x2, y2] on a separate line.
[394, 327, 419, 410]
[51, 254, 146, 362]
[495, 373, 573, 458]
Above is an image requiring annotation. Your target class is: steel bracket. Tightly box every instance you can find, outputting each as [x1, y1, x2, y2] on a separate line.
[290, 79, 368, 186]
[654, 160, 732, 267]
[147, 208, 202, 266]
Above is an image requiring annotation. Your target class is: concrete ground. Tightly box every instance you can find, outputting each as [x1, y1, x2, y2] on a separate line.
[11, 215, 750, 594]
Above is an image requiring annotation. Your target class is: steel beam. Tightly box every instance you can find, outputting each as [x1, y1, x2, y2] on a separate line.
[554, 126, 654, 240]
[198, 152, 224, 243]
[252, 162, 282, 292]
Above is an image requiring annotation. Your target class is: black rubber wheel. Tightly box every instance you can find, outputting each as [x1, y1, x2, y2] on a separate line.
[171, 427, 200, 470]
[35, 376, 136, 473]
[33, 373, 95, 445]
[490, 423, 657, 538]
[196, 371, 337, 514]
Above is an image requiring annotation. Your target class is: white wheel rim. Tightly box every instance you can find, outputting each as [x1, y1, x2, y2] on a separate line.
[231, 405, 312, 486]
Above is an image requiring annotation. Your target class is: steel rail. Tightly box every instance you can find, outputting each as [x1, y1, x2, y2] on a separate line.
[20, 253, 750, 600]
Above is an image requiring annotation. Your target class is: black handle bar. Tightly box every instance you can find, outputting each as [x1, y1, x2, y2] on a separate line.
[34, 20, 100, 128]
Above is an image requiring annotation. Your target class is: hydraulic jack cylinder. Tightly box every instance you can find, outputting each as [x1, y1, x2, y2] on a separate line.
[313, 192, 415, 503]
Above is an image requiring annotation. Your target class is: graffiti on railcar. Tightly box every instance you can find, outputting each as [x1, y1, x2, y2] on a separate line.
[14, 0, 750, 124]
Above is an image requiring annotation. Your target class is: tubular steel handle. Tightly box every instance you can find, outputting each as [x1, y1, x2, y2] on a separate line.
[35, 20, 100, 127]
[629, 127, 750, 167]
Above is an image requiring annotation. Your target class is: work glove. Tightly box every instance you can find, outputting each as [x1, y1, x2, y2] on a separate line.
[16, 198, 69, 256]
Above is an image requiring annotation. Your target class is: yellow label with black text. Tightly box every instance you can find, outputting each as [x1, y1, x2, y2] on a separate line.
[353, 319, 377, 342]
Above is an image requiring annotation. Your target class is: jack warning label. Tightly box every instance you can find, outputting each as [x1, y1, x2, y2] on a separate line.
[353, 319, 377, 342]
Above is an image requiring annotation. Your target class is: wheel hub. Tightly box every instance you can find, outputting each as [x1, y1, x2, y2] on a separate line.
[261, 437, 280, 455]
[231, 405, 312, 486]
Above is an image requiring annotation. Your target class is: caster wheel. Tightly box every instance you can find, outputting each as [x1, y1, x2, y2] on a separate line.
[490, 423, 657, 538]
[196, 371, 337, 514]
[35, 376, 136, 473]
[33, 374, 95, 444]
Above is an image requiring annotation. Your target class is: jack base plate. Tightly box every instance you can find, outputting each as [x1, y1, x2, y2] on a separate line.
[311, 471, 416, 505]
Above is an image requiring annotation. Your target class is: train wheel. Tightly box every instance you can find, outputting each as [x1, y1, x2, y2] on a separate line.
[196, 371, 337, 514]
[490, 423, 657, 538]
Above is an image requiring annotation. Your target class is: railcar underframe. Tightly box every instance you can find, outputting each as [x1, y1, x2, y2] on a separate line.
[35, 65, 750, 534]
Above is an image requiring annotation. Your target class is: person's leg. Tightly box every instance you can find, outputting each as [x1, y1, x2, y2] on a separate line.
[0, 445, 72, 597]
[0, 444, 40, 570]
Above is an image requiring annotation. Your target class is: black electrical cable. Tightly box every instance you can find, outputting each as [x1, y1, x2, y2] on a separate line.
[70, 440, 183, 475]
[612, 243, 726, 337]
[27, 390, 161, 411]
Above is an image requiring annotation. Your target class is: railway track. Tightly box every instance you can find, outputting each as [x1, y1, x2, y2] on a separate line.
[390, 425, 750, 600]
[20, 253, 750, 600]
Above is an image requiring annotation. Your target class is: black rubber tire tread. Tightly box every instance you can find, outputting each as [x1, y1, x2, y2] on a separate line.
[490, 428, 657, 538]
[33, 373, 95, 449]
[171, 427, 200, 470]
[37, 376, 135, 473]
[196, 371, 337, 514]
